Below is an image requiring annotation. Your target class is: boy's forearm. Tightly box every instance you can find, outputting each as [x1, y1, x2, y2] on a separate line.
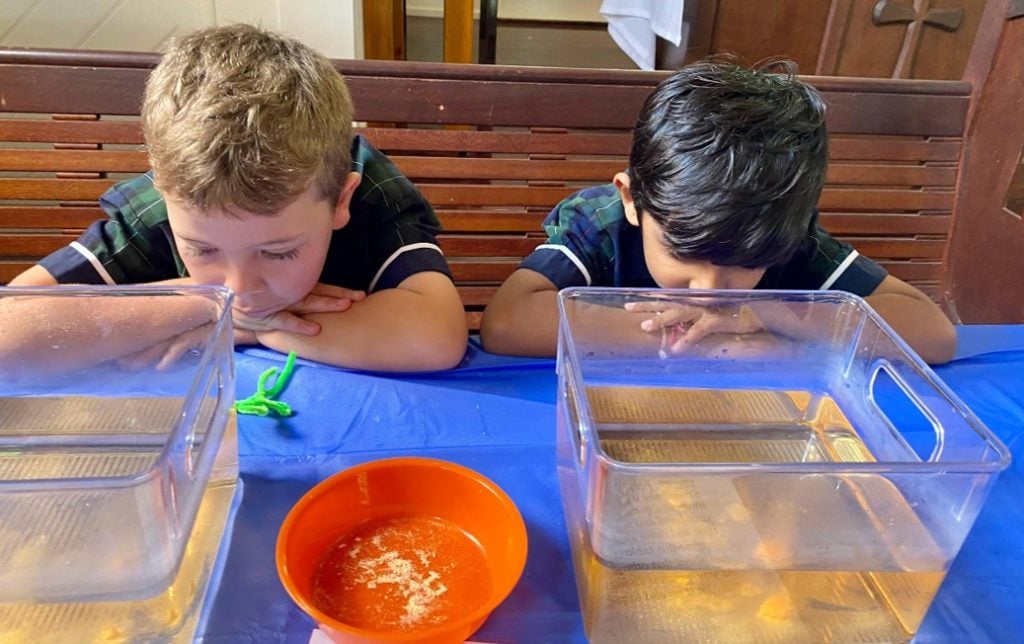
[480, 289, 561, 357]
[0, 285, 217, 374]
[865, 292, 957, 365]
[256, 277, 468, 372]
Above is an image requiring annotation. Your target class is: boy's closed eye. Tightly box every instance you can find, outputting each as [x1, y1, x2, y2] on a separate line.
[185, 245, 217, 258]
[182, 245, 300, 261]
[261, 248, 300, 261]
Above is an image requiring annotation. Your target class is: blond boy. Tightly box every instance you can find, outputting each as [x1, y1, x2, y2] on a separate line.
[9, 25, 467, 371]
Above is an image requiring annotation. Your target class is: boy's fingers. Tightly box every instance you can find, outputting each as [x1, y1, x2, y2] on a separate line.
[641, 307, 702, 332]
[267, 311, 320, 336]
[155, 328, 206, 371]
[156, 341, 189, 371]
[672, 315, 721, 352]
[738, 307, 765, 334]
[291, 294, 354, 314]
[119, 341, 168, 371]
[625, 301, 670, 313]
[660, 307, 701, 327]
[311, 283, 366, 301]
[234, 328, 260, 346]
[642, 316, 677, 332]
[627, 302, 697, 318]
[233, 310, 320, 335]
[641, 313, 674, 332]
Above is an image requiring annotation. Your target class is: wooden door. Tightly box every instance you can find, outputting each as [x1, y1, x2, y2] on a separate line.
[942, 3, 1024, 322]
[679, 0, 987, 80]
[819, 0, 988, 78]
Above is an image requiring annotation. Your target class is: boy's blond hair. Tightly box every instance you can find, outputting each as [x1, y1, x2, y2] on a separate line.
[142, 24, 354, 215]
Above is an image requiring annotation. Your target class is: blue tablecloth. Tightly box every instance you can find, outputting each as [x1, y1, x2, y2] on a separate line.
[197, 326, 1024, 643]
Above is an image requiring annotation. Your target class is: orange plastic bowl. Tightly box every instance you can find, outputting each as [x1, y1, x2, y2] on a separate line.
[276, 457, 528, 643]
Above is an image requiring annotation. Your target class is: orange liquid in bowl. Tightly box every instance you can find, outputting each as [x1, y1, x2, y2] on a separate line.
[312, 514, 492, 633]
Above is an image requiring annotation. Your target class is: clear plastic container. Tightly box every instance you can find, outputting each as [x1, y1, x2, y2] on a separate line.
[555, 288, 1011, 643]
[0, 285, 237, 605]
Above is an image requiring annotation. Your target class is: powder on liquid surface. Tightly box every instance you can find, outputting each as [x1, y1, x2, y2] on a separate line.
[312, 515, 492, 632]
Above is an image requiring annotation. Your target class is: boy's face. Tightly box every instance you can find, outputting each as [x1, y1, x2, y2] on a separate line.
[165, 174, 359, 318]
[637, 212, 766, 289]
[613, 172, 766, 290]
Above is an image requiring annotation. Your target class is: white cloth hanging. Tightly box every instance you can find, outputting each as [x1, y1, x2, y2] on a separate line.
[599, 0, 687, 71]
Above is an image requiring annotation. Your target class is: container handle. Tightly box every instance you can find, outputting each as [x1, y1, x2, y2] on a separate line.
[869, 361, 944, 462]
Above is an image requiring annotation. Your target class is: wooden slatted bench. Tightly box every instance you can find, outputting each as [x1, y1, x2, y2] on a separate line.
[0, 50, 971, 329]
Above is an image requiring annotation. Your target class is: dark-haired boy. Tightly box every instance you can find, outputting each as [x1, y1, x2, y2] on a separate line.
[480, 59, 955, 364]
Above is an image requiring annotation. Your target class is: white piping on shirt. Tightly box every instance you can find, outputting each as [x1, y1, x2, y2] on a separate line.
[819, 250, 860, 290]
[70, 241, 116, 285]
[368, 242, 443, 292]
[535, 244, 592, 286]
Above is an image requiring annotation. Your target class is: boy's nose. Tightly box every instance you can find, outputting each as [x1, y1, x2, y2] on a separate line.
[223, 265, 261, 296]
[690, 273, 730, 290]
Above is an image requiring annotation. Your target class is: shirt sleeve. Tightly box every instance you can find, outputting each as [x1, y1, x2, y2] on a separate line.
[762, 224, 888, 296]
[365, 196, 451, 293]
[38, 175, 181, 285]
[519, 189, 615, 289]
[350, 141, 451, 293]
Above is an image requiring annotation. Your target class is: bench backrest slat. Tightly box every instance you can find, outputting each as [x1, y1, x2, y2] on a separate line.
[1, 53, 970, 320]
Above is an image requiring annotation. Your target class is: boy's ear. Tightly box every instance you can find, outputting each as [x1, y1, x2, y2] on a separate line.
[332, 171, 362, 230]
[614, 172, 640, 226]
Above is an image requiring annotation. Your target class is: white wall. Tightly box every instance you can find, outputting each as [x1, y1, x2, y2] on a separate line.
[0, 0, 603, 58]
[0, 0, 360, 59]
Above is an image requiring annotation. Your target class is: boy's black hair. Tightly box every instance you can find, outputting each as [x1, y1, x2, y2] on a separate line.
[626, 57, 828, 268]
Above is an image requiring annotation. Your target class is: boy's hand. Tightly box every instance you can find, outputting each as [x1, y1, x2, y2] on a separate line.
[624, 301, 765, 355]
[118, 323, 214, 371]
[234, 328, 260, 346]
[288, 283, 366, 316]
[233, 283, 366, 337]
[121, 283, 367, 368]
